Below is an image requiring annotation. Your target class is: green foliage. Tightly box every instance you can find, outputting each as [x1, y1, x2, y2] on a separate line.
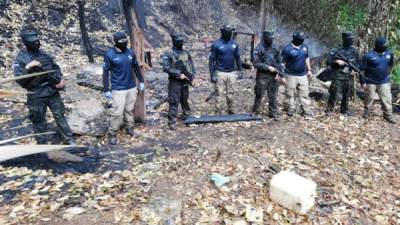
[389, 1, 400, 72]
[337, 4, 366, 31]
[392, 65, 400, 84]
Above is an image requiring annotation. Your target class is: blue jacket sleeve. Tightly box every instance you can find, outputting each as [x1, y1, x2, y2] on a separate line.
[235, 44, 242, 71]
[131, 51, 144, 83]
[208, 43, 217, 77]
[359, 54, 368, 84]
[103, 52, 112, 92]
[281, 47, 288, 64]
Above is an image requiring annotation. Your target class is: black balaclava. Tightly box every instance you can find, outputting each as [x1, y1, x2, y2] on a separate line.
[374, 37, 387, 53]
[113, 31, 128, 51]
[292, 37, 304, 46]
[171, 33, 184, 50]
[22, 31, 41, 52]
[220, 25, 234, 42]
[342, 32, 354, 48]
[262, 31, 275, 47]
[25, 40, 41, 52]
[292, 32, 306, 46]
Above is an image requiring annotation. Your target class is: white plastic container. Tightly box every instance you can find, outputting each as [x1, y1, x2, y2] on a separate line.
[269, 171, 317, 215]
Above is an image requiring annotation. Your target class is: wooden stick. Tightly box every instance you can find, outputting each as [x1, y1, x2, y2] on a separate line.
[0, 70, 56, 84]
[0, 132, 55, 145]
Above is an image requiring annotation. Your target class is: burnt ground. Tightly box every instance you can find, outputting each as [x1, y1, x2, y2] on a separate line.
[0, 68, 399, 224]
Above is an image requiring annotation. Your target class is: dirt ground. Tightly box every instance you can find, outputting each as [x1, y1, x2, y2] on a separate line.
[1, 68, 400, 225]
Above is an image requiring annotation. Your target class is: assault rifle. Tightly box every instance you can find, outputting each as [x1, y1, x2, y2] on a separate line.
[175, 60, 194, 86]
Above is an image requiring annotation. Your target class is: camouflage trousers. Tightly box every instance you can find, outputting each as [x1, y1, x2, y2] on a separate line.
[27, 92, 73, 144]
[168, 80, 191, 125]
[327, 78, 352, 113]
[253, 73, 279, 115]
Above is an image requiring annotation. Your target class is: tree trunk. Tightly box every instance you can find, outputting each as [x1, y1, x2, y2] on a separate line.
[121, 0, 146, 123]
[77, 0, 94, 63]
[358, 0, 390, 53]
[259, 0, 267, 33]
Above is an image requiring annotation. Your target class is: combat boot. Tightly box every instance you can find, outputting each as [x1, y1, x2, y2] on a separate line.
[384, 115, 396, 124]
[269, 112, 280, 121]
[169, 123, 177, 131]
[362, 110, 370, 119]
[109, 134, 117, 145]
[341, 110, 353, 117]
[126, 128, 138, 137]
[64, 138, 77, 145]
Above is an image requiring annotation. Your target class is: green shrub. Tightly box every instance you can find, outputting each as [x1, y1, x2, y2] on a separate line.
[392, 64, 400, 85]
[337, 4, 366, 31]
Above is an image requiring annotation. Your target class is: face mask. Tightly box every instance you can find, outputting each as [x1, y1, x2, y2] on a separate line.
[375, 45, 386, 53]
[115, 41, 128, 51]
[172, 39, 184, 50]
[292, 38, 304, 46]
[26, 40, 41, 52]
[343, 38, 354, 47]
[221, 30, 233, 42]
[263, 37, 273, 47]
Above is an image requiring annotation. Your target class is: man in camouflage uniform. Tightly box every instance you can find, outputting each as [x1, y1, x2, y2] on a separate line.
[252, 31, 286, 120]
[13, 31, 75, 145]
[161, 33, 196, 130]
[326, 32, 360, 116]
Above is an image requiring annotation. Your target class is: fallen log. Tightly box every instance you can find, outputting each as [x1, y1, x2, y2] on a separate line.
[184, 114, 262, 125]
[0, 144, 86, 162]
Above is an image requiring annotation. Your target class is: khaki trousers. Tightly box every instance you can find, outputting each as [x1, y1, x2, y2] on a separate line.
[286, 75, 311, 113]
[110, 88, 138, 134]
[364, 83, 393, 116]
[215, 71, 237, 113]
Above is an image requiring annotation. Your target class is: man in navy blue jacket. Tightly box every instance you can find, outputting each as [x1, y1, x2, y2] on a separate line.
[209, 25, 244, 114]
[103, 31, 145, 145]
[360, 37, 396, 123]
[282, 32, 313, 117]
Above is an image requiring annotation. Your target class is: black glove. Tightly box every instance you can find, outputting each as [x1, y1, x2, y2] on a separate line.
[211, 75, 217, 83]
[237, 71, 244, 80]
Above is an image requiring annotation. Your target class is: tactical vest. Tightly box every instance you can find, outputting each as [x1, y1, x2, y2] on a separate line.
[169, 50, 193, 74]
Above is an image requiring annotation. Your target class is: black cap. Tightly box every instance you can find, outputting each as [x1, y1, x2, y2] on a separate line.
[262, 31, 275, 39]
[342, 31, 355, 39]
[375, 37, 387, 47]
[21, 31, 39, 42]
[221, 25, 235, 33]
[293, 32, 308, 40]
[171, 32, 184, 41]
[113, 31, 128, 43]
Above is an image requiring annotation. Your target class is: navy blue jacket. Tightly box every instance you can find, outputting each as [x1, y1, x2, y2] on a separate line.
[282, 43, 309, 76]
[103, 48, 144, 91]
[209, 39, 242, 75]
[360, 50, 394, 84]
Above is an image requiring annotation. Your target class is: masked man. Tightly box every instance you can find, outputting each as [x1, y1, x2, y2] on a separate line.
[326, 32, 360, 116]
[209, 25, 244, 114]
[252, 31, 286, 120]
[360, 37, 396, 123]
[13, 31, 75, 145]
[161, 33, 196, 130]
[103, 31, 145, 145]
[282, 32, 313, 117]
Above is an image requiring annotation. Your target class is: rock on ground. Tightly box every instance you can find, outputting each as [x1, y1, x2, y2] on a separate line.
[67, 98, 109, 136]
